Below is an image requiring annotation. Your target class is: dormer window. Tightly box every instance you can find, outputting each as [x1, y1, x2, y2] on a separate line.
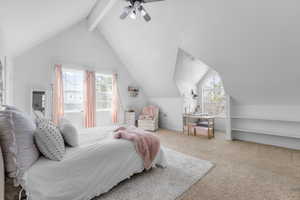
[200, 71, 226, 116]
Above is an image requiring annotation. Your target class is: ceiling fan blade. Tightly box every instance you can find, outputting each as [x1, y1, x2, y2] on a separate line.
[120, 6, 133, 19]
[139, 5, 151, 22]
[142, 0, 165, 3]
[143, 13, 151, 22]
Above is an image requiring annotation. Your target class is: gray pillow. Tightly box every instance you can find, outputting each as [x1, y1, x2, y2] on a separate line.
[0, 108, 40, 184]
[35, 120, 65, 161]
[0, 111, 18, 178]
[59, 118, 79, 147]
[11, 110, 40, 180]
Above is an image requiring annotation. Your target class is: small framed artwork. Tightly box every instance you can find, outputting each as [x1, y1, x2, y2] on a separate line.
[128, 86, 139, 97]
[31, 88, 51, 118]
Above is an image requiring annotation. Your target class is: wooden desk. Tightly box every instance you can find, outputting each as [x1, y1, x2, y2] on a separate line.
[183, 114, 215, 139]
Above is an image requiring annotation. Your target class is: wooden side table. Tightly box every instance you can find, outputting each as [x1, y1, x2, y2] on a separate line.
[183, 114, 215, 139]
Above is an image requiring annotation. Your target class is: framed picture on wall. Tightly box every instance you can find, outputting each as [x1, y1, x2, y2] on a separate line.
[31, 88, 51, 119]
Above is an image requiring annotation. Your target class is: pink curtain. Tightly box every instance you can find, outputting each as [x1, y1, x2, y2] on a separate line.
[52, 64, 64, 125]
[84, 71, 96, 128]
[111, 73, 120, 124]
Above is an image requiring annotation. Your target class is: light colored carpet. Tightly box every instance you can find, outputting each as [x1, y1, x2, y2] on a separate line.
[94, 148, 214, 200]
[158, 129, 300, 200]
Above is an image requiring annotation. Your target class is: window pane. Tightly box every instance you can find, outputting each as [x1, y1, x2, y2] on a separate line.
[62, 69, 84, 112]
[95, 74, 113, 110]
[202, 71, 225, 116]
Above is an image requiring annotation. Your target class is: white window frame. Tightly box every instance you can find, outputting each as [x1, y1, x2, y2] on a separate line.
[95, 73, 113, 112]
[62, 68, 84, 113]
[201, 71, 226, 117]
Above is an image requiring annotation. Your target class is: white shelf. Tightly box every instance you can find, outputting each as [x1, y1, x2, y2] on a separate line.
[231, 116, 300, 123]
[232, 128, 300, 139]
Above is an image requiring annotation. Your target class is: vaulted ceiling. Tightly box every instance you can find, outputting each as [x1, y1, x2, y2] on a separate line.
[1, 0, 300, 105]
[0, 0, 97, 56]
[98, 0, 300, 104]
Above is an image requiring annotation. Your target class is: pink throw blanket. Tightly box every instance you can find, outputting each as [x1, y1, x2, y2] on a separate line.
[114, 127, 160, 169]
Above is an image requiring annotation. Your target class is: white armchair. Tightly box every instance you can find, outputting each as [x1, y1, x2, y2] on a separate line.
[138, 105, 159, 131]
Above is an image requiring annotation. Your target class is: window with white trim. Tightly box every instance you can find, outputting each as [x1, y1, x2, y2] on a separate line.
[95, 73, 112, 110]
[201, 71, 226, 116]
[62, 69, 84, 112]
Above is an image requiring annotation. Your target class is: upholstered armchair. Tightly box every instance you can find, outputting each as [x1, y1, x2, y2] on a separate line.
[138, 105, 159, 131]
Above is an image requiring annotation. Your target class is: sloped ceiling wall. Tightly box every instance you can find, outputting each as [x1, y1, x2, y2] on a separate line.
[0, 0, 97, 57]
[174, 49, 209, 96]
[98, 0, 300, 105]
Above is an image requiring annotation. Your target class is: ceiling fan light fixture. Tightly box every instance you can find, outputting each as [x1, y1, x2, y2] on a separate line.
[140, 9, 146, 16]
[121, 0, 164, 22]
[130, 10, 137, 19]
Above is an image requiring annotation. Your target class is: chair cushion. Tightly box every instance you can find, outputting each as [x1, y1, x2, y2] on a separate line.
[35, 120, 65, 161]
[139, 115, 153, 120]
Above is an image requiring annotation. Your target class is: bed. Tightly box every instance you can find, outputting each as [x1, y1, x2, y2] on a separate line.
[21, 126, 167, 200]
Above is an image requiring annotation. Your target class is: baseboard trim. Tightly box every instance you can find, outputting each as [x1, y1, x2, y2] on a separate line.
[233, 131, 300, 150]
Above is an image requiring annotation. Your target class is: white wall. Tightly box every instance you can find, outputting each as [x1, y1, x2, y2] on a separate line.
[174, 49, 209, 113]
[4, 57, 14, 105]
[0, 29, 14, 106]
[215, 117, 226, 131]
[12, 20, 147, 128]
[231, 104, 300, 150]
[174, 49, 209, 96]
[0, 0, 97, 57]
[149, 97, 226, 132]
[98, 0, 300, 149]
[99, 0, 300, 105]
[148, 97, 183, 131]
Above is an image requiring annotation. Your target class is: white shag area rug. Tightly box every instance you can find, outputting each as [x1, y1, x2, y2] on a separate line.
[94, 148, 214, 200]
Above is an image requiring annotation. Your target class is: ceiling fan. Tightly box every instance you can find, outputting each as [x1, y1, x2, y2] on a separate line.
[120, 0, 164, 22]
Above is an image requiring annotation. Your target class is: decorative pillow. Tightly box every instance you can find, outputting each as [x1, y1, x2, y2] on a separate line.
[35, 120, 65, 161]
[0, 108, 40, 184]
[33, 110, 48, 125]
[10, 110, 40, 180]
[58, 118, 79, 147]
[0, 111, 18, 178]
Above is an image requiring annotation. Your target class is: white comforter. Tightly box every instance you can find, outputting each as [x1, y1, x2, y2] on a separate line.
[23, 126, 167, 200]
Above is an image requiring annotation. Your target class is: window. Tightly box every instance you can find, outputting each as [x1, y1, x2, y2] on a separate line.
[95, 73, 112, 110]
[62, 69, 84, 112]
[201, 71, 226, 116]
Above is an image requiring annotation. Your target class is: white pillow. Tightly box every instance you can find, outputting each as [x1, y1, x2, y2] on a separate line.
[0, 108, 40, 184]
[35, 120, 65, 161]
[0, 111, 18, 178]
[58, 118, 79, 147]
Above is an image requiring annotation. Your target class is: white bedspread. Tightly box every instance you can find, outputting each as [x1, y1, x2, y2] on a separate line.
[23, 126, 167, 200]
